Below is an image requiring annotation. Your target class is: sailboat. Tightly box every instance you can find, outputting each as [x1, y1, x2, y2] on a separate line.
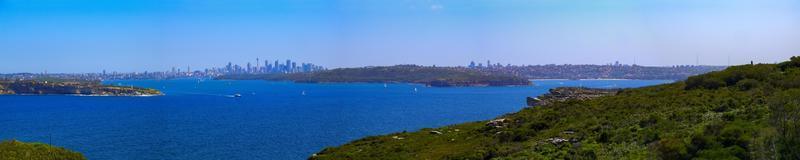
[384, 83, 388, 88]
[413, 88, 418, 92]
[301, 91, 306, 96]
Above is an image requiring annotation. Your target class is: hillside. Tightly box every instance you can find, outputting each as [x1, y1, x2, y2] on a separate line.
[0, 79, 162, 96]
[0, 140, 86, 160]
[310, 57, 800, 159]
[219, 65, 531, 87]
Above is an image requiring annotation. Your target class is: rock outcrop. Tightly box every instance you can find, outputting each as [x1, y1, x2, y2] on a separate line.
[485, 118, 509, 128]
[527, 87, 620, 107]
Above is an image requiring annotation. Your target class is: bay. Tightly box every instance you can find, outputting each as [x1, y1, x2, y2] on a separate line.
[0, 79, 671, 159]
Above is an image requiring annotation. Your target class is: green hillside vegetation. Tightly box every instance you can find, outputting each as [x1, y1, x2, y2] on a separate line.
[311, 57, 800, 160]
[218, 65, 531, 87]
[0, 140, 86, 160]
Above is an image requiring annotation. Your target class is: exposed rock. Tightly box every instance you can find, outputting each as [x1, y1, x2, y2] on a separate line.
[486, 118, 509, 128]
[527, 87, 620, 107]
[546, 138, 569, 144]
[429, 131, 443, 135]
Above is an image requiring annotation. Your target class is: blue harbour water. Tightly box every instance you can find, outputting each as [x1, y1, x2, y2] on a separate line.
[0, 79, 671, 159]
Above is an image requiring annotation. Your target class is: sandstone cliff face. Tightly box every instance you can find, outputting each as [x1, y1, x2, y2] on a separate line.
[0, 84, 14, 94]
[527, 87, 620, 107]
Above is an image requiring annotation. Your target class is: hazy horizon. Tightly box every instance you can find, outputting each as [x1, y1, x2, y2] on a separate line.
[1, 0, 799, 73]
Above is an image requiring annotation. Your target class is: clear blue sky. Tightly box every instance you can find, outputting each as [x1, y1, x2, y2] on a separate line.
[1, 0, 799, 73]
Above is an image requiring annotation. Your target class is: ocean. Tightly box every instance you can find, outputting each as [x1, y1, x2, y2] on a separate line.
[0, 79, 671, 159]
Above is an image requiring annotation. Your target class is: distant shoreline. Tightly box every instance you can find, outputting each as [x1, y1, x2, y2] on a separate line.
[217, 65, 533, 87]
[529, 78, 675, 81]
[0, 80, 163, 96]
[0, 93, 163, 97]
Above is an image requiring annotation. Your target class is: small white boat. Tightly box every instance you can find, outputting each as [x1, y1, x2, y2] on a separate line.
[233, 93, 242, 97]
[301, 91, 306, 96]
[413, 88, 418, 92]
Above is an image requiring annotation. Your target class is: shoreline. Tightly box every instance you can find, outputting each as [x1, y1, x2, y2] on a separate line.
[529, 78, 676, 81]
[0, 93, 164, 97]
[287, 80, 531, 87]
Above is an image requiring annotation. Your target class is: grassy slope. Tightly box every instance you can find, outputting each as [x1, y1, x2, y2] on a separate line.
[312, 57, 800, 160]
[0, 140, 86, 160]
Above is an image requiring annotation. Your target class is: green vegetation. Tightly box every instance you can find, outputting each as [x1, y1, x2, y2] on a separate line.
[0, 79, 161, 96]
[311, 57, 800, 160]
[0, 140, 85, 160]
[218, 65, 531, 87]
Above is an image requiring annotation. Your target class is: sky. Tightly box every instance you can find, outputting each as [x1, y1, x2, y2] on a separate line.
[1, 0, 799, 73]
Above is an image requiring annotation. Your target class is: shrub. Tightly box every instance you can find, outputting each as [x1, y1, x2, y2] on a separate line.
[769, 89, 800, 159]
[655, 138, 689, 159]
[686, 75, 726, 90]
[735, 79, 761, 91]
[778, 56, 800, 71]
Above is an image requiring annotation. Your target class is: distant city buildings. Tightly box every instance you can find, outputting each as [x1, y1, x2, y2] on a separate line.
[0, 59, 727, 81]
[0, 59, 326, 81]
[466, 60, 727, 80]
[212, 59, 325, 75]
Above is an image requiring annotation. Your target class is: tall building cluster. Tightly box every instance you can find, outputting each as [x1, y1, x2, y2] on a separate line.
[469, 60, 507, 69]
[214, 59, 325, 74]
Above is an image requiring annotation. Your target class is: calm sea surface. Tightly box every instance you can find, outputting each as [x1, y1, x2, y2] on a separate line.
[0, 79, 671, 159]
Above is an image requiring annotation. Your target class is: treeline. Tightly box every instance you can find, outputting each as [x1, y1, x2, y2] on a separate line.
[311, 57, 800, 159]
[219, 65, 531, 87]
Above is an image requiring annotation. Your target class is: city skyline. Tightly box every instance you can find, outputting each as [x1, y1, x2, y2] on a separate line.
[5, 58, 728, 75]
[2, 0, 799, 73]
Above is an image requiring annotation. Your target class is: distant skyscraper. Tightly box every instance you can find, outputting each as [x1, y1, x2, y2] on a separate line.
[274, 60, 280, 72]
[226, 62, 233, 73]
[263, 60, 270, 72]
[246, 62, 252, 73]
[285, 60, 292, 71]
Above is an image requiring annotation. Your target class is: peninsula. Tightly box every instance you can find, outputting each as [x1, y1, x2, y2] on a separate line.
[218, 65, 532, 87]
[0, 79, 162, 96]
[0, 140, 85, 160]
[310, 57, 800, 159]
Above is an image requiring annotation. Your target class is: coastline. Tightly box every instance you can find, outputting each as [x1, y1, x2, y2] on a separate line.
[286, 80, 530, 87]
[530, 78, 674, 81]
[0, 93, 164, 97]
